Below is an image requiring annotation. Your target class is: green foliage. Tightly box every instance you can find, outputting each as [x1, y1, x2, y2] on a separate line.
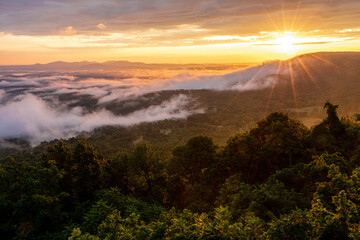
[42, 140, 106, 202]
[167, 136, 220, 211]
[69, 228, 100, 240]
[310, 101, 355, 156]
[95, 188, 165, 222]
[0, 158, 68, 238]
[72, 206, 265, 240]
[217, 176, 304, 222]
[105, 143, 166, 202]
[72, 140, 106, 201]
[355, 114, 360, 122]
[309, 165, 360, 239]
[1, 102, 360, 239]
[265, 209, 314, 240]
[221, 112, 310, 184]
[170, 135, 218, 184]
[81, 200, 115, 234]
[130, 143, 166, 201]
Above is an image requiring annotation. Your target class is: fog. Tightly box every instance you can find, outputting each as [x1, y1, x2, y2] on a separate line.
[0, 94, 199, 145]
[0, 61, 285, 144]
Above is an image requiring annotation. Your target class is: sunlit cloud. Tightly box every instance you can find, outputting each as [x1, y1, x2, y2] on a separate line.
[1, 0, 360, 64]
[203, 35, 260, 41]
[97, 23, 106, 30]
[337, 28, 360, 33]
[0, 93, 200, 145]
[59, 26, 77, 36]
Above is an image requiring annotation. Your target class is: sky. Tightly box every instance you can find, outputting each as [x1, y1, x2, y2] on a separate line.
[1, 0, 360, 65]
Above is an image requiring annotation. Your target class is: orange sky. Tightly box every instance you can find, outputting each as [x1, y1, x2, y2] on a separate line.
[1, 0, 360, 65]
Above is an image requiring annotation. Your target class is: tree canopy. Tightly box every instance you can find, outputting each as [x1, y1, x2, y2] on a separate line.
[1, 102, 360, 239]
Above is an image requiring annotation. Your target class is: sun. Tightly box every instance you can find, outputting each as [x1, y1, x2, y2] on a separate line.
[276, 33, 298, 54]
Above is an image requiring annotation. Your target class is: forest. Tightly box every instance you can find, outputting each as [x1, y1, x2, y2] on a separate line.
[1, 101, 360, 239]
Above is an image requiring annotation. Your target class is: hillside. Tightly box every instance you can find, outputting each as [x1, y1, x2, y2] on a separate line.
[65, 52, 360, 158]
[1, 101, 359, 239]
[1, 52, 360, 158]
[0, 52, 360, 239]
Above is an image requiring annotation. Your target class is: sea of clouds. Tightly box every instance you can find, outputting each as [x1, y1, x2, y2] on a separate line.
[0, 61, 285, 145]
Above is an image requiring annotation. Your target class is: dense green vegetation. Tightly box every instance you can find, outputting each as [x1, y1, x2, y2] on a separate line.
[1, 101, 360, 239]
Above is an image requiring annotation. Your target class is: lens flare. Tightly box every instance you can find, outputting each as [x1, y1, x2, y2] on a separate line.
[276, 33, 298, 54]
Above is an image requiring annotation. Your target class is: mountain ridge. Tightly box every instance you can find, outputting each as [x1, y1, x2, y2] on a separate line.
[1, 51, 359, 68]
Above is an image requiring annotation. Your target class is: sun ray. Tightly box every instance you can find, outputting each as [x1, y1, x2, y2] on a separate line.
[260, 3, 281, 33]
[288, 60, 299, 116]
[266, 61, 282, 113]
[299, 15, 338, 34]
[219, 65, 267, 115]
[290, 0, 302, 32]
[296, 0, 329, 32]
[308, 53, 339, 69]
[281, 1, 288, 32]
[296, 57, 321, 91]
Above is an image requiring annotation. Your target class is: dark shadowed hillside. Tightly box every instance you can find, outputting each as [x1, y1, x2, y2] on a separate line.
[1, 52, 360, 158]
[80, 52, 360, 158]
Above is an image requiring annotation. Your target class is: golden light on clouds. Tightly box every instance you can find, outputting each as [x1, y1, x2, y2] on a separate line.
[0, 0, 360, 65]
[97, 23, 106, 30]
[59, 26, 77, 36]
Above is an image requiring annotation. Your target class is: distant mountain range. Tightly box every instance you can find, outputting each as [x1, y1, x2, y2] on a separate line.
[1, 52, 360, 158]
[0, 60, 251, 72]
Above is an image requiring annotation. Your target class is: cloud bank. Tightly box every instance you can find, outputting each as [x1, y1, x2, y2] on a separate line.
[1, 0, 360, 36]
[97, 62, 282, 103]
[0, 60, 290, 145]
[0, 93, 199, 145]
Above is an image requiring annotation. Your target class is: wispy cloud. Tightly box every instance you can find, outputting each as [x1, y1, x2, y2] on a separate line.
[1, 0, 360, 64]
[59, 26, 77, 36]
[1, 0, 360, 37]
[0, 61, 287, 144]
[0, 93, 200, 145]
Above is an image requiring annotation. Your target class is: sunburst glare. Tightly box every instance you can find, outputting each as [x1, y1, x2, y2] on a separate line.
[275, 33, 298, 54]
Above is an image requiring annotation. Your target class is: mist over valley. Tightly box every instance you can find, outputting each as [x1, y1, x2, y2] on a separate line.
[0, 52, 359, 156]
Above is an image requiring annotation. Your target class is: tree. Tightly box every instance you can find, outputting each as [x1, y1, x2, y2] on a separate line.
[106, 143, 166, 202]
[0, 158, 67, 238]
[265, 209, 314, 240]
[250, 112, 310, 168]
[72, 140, 106, 201]
[104, 152, 133, 194]
[129, 143, 166, 202]
[167, 136, 219, 210]
[307, 157, 360, 239]
[310, 101, 349, 155]
[43, 140, 106, 202]
[170, 135, 217, 184]
[222, 112, 310, 184]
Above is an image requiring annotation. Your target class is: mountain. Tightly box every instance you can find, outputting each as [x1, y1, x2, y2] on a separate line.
[2, 53, 360, 240]
[0, 60, 250, 72]
[1, 52, 360, 158]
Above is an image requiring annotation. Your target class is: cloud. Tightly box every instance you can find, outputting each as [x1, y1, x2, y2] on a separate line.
[0, 61, 284, 106]
[0, 93, 200, 145]
[0, 59, 293, 145]
[0, 89, 6, 101]
[54, 87, 108, 97]
[97, 62, 282, 103]
[59, 26, 77, 36]
[1, 0, 360, 66]
[0, 138, 22, 150]
[203, 35, 260, 41]
[97, 23, 106, 30]
[1, 0, 360, 37]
